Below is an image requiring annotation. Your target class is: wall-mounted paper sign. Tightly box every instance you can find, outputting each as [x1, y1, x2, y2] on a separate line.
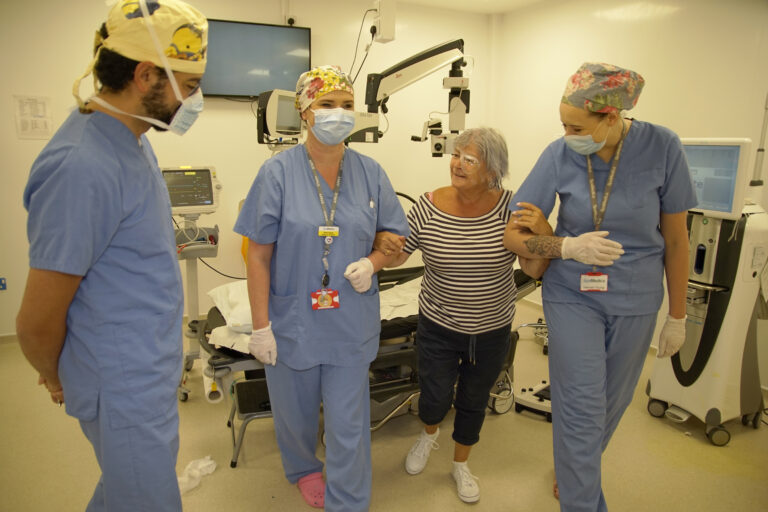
[15, 95, 52, 140]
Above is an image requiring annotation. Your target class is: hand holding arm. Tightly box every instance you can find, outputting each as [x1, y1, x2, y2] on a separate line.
[374, 231, 406, 256]
[561, 231, 625, 266]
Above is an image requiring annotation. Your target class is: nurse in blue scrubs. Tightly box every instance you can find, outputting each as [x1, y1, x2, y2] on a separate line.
[234, 65, 408, 511]
[503, 63, 697, 512]
[16, 1, 208, 511]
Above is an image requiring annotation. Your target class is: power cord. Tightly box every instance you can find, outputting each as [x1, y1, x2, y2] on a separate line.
[171, 217, 246, 280]
[349, 8, 377, 79]
[352, 29, 375, 85]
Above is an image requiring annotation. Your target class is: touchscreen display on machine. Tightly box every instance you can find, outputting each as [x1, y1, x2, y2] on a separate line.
[684, 144, 740, 214]
[163, 169, 213, 208]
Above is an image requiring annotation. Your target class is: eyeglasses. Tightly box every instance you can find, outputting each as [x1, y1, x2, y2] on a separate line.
[451, 153, 481, 168]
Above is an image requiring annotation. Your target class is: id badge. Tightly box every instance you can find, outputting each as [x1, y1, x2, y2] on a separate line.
[318, 226, 340, 237]
[580, 272, 608, 292]
[311, 289, 340, 310]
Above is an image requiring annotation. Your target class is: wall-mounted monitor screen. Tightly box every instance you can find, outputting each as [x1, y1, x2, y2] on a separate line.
[682, 138, 751, 220]
[200, 19, 311, 98]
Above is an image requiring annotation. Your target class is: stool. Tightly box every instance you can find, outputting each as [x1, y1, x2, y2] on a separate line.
[228, 378, 271, 467]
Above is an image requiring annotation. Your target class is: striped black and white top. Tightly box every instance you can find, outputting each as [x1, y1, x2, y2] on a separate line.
[404, 190, 517, 334]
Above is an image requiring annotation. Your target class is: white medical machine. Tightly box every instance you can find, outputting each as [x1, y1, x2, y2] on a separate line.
[161, 166, 222, 391]
[256, 89, 302, 148]
[646, 135, 768, 446]
[255, 39, 470, 157]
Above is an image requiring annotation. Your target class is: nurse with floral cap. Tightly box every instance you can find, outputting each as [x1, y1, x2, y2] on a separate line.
[234, 65, 408, 510]
[503, 63, 696, 511]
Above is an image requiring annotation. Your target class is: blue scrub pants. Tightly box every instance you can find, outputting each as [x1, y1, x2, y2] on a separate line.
[544, 301, 656, 512]
[265, 361, 372, 512]
[79, 396, 181, 512]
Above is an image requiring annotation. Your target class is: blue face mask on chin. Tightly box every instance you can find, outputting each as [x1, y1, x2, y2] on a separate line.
[310, 108, 356, 146]
[564, 119, 608, 155]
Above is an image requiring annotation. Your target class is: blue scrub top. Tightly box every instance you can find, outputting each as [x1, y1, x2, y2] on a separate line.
[235, 144, 408, 370]
[511, 120, 697, 315]
[24, 110, 184, 427]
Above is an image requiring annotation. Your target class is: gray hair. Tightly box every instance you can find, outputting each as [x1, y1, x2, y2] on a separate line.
[454, 127, 508, 189]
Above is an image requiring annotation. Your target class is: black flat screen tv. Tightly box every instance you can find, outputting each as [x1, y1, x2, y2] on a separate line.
[200, 19, 311, 98]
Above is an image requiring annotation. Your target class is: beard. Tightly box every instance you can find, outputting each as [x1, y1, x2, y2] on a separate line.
[141, 80, 178, 131]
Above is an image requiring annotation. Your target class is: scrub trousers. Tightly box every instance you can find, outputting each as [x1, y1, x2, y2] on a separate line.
[544, 301, 657, 512]
[416, 315, 511, 445]
[265, 361, 372, 512]
[79, 396, 181, 512]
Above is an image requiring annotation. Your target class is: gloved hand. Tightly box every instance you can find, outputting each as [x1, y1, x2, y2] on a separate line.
[657, 315, 686, 358]
[344, 257, 375, 293]
[248, 323, 277, 366]
[561, 231, 624, 266]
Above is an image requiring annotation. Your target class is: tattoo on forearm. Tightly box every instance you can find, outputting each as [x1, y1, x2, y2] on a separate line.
[524, 236, 562, 258]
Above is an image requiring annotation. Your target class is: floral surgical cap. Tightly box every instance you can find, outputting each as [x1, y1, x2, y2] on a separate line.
[561, 62, 645, 114]
[295, 65, 354, 112]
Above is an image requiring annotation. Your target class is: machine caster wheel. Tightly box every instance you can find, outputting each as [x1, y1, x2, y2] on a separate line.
[230, 461, 237, 468]
[184, 359, 194, 372]
[706, 426, 731, 447]
[741, 414, 749, 426]
[545, 412, 552, 423]
[752, 413, 761, 430]
[542, 345, 548, 356]
[514, 403, 523, 414]
[647, 399, 667, 418]
[177, 389, 189, 402]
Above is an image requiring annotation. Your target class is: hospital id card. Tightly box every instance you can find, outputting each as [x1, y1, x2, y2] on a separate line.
[580, 272, 608, 292]
[311, 289, 340, 310]
[318, 226, 340, 237]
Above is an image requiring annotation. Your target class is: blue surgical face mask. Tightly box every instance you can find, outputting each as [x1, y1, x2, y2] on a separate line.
[564, 119, 607, 155]
[310, 108, 356, 146]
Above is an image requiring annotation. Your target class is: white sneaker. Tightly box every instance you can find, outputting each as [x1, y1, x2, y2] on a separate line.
[405, 428, 439, 475]
[451, 461, 480, 503]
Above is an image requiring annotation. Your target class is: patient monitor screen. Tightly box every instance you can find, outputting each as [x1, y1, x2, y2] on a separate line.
[276, 95, 301, 134]
[683, 144, 741, 214]
[163, 169, 214, 208]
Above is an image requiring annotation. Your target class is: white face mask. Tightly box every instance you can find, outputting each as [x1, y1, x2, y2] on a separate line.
[563, 118, 608, 155]
[309, 108, 356, 146]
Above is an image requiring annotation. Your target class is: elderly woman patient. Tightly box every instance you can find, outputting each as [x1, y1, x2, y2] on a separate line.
[376, 127, 550, 503]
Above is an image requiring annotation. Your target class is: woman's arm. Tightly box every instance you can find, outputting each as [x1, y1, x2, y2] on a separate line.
[660, 211, 689, 318]
[246, 240, 274, 330]
[374, 231, 411, 268]
[504, 201, 564, 260]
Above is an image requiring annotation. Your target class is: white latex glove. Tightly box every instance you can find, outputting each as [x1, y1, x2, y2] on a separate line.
[248, 322, 277, 366]
[344, 257, 375, 293]
[657, 315, 686, 358]
[561, 231, 624, 266]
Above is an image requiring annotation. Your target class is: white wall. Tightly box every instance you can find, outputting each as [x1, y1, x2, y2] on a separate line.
[0, 0, 492, 335]
[490, 0, 768, 387]
[1, 0, 766, 387]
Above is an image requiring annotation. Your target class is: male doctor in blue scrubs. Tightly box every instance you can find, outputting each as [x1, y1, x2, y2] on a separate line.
[16, 1, 207, 510]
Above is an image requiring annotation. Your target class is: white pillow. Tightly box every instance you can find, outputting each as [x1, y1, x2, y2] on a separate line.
[206, 281, 252, 333]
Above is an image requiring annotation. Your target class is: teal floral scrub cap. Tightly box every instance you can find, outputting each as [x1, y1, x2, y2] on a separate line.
[562, 62, 645, 114]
